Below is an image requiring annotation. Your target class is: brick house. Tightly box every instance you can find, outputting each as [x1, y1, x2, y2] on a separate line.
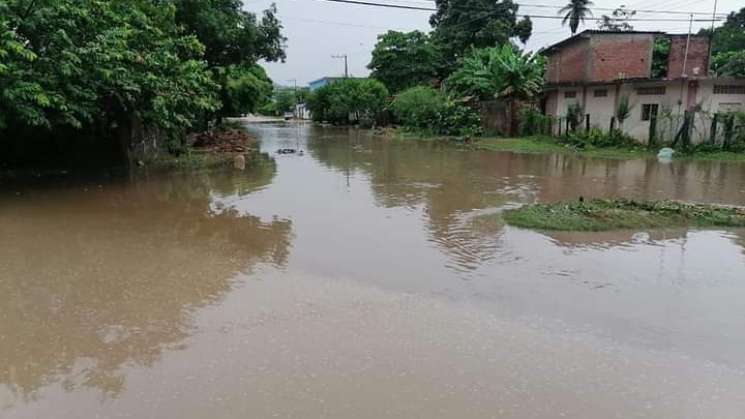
[542, 30, 745, 144]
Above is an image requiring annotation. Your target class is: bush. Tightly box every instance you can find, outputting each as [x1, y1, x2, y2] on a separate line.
[565, 128, 639, 148]
[430, 101, 483, 137]
[520, 107, 553, 136]
[389, 86, 482, 137]
[390, 86, 446, 128]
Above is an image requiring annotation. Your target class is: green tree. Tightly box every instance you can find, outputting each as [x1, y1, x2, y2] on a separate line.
[368, 31, 441, 93]
[0, 0, 218, 133]
[700, 8, 745, 74]
[223, 64, 273, 116]
[714, 51, 745, 77]
[307, 79, 389, 125]
[429, 0, 532, 76]
[173, 1, 286, 120]
[597, 6, 635, 31]
[559, 0, 594, 35]
[173, 0, 286, 67]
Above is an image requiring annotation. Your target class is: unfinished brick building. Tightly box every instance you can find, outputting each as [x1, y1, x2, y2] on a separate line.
[542, 30, 745, 143]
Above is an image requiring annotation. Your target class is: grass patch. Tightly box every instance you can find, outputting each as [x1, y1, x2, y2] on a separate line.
[674, 151, 745, 162]
[141, 152, 235, 172]
[503, 198, 745, 231]
[477, 136, 652, 159]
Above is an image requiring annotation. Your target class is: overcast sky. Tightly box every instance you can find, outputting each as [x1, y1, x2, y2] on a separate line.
[243, 0, 740, 86]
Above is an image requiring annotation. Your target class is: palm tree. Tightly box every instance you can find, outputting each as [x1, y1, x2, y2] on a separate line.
[559, 0, 594, 35]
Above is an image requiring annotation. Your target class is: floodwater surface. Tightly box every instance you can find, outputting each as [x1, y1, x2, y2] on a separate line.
[2, 123, 745, 418]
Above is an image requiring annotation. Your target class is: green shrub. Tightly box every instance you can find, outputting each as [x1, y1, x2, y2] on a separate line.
[390, 86, 445, 129]
[520, 107, 553, 136]
[431, 101, 483, 137]
[389, 86, 481, 137]
[565, 128, 639, 148]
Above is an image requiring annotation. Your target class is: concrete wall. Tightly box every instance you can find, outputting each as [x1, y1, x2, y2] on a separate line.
[544, 79, 745, 144]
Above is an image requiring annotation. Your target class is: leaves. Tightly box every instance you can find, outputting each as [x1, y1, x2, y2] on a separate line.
[429, 0, 533, 75]
[307, 79, 389, 125]
[558, 0, 594, 35]
[446, 45, 545, 101]
[368, 31, 441, 94]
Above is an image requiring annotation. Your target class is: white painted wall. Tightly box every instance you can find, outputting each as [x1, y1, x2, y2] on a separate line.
[545, 79, 745, 145]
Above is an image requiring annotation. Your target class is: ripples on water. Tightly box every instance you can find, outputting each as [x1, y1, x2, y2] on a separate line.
[2, 123, 745, 418]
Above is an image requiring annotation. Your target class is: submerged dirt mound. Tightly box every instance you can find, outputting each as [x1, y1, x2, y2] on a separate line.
[191, 129, 257, 153]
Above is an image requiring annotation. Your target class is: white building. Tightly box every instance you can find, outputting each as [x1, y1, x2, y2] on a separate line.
[542, 31, 745, 144]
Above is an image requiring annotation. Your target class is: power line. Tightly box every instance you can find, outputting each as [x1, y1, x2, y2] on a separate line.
[367, 0, 728, 16]
[315, 0, 724, 22]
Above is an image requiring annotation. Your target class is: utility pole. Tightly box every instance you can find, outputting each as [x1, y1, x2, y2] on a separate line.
[287, 79, 298, 118]
[682, 14, 693, 78]
[708, 0, 718, 75]
[332, 54, 349, 78]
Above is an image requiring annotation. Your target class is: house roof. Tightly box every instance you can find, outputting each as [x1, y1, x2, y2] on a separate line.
[542, 30, 666, 54]
[308, 76, 368, 86]
[308, 77, 346, 86]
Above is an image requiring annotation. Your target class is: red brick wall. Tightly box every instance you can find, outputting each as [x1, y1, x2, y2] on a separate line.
[667, 35, 709, 78]
[589, 34, 653, 81]
[545, 39, 589, 83]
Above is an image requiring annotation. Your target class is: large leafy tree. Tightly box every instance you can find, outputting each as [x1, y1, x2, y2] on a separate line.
[700, 8, 745, 75]
[173, 0, 286, 118]
[429, 0, 532, 76]
[0, 0, 218, 133]
[173, 0, 286, 67]
[222, 64, 274, 116]
[368, 31, 441, 93]
[559, 0, 594, 35]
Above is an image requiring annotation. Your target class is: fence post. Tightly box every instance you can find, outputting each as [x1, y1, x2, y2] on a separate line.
[558, 117, 562, 137]
[547, 118, 553, 137]
[648, 116, 657, 149]
[724, 114, 735, 150]
[566, 118, 571, 136]
[585, 114, 590, 132]
[682, 111, 692, 152]
[610, 116, 616, 132]
[710, 113, 718, 144]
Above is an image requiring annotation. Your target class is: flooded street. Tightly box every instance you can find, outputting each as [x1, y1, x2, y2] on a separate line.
[3, 123, 745, 418]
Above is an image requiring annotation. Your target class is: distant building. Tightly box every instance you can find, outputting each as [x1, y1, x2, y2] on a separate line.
[542, 30, 745, 144]
[308, 76, 368, 91]
[308, 77, 345, 91]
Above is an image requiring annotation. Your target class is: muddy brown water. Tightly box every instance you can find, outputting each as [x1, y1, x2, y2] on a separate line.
[2, 123, 745, 418]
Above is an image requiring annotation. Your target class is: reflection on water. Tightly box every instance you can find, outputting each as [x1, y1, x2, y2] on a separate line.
[0, 165, 292, 400]
[305, 128, 745, 267]
[4, 124, 745, 418]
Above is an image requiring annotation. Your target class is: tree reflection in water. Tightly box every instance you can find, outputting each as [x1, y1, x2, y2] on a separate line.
[0, 162, 292, 399]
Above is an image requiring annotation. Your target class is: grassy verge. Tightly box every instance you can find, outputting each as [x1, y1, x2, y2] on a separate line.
[503, 199, 745, 231]
[140, 152, 236, 172]
[674, 150, 745, 162]
[477, 136, 653, 159]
